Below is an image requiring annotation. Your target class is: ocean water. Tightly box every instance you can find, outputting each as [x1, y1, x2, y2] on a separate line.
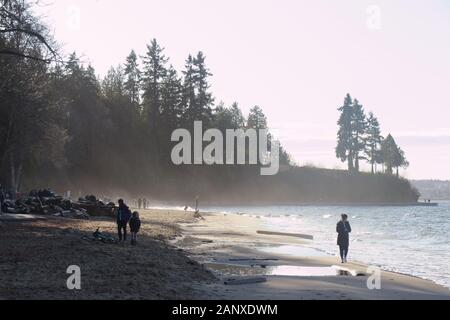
[201, 203, 450, 289]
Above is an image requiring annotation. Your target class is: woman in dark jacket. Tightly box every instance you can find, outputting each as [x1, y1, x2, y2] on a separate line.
[336, 214, 352, 263]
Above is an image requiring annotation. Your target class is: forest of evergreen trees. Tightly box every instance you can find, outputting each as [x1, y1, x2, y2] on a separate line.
[0, 0, 291, 195]
[0, 0, 419, 203]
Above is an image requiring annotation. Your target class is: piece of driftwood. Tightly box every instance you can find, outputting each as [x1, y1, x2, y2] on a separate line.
[257, 230, 314, 240]
[0, 214, 47, 222]
[332, 265, 365, 277]
[229, 258, 279, 262]
[224, 277, 267, 285]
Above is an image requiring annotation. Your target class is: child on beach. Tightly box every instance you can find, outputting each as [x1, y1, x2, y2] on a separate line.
[129, 211, 141, 246]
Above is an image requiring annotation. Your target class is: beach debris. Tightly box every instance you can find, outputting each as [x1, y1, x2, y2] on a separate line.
[229, 258, 279, 262]
[250, 264, 268, 268]
[75, 195, 115, 217]
[257, 230, 314, 240]
[82, 228, 118, 244]
[331, 265, 363, 277]
[224, 276, 267, 285]
[0, 189, 117, 220]
[0, 214, 47, 222]
[194, 210, 205, 220]
[53, 209, 90, 220]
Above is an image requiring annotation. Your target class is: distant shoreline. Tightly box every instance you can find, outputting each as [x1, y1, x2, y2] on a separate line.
[151, 201, 439, 208]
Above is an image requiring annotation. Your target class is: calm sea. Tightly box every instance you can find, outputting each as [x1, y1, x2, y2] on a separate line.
[200, 202, 450, 288]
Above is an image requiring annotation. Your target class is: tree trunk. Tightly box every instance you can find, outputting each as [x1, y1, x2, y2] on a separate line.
[1, 108, 16, 169]
[10, 152, 15, 196]
[9, 151, 22, 197]
[16, 162, 23, 192]
[386, 164, 393, 175]
[355, 153, 360, 172]
[370, 148, 375, 174]
[347, 151, 354, 172]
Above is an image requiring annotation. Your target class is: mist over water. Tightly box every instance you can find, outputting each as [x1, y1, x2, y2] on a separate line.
[201, 203, 450, 288]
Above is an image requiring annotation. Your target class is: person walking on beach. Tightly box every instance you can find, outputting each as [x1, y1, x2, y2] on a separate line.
[336, 214, 352, 263]
[142, 198, 147, 210]
[129, 211, 141, 246]
[117, 199, 132, 242]
[195, 196, 199, 212]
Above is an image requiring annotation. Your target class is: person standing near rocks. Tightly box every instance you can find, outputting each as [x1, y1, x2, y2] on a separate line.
[117, 199, 132, 242]
[142, 198, 147, 210]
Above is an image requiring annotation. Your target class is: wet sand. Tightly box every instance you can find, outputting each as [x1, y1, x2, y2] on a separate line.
[176, 213, 450, 300]
[1, 209, 449, 300]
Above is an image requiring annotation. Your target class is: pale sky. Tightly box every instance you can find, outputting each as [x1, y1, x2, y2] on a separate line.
[35, 0, 450, 179]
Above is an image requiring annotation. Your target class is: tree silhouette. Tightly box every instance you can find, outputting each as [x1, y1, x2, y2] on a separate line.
[124, 50, 141, 106]
[336, 94, 354, 171]
[364, 112, 383, 173]
[381, 134, 408, 176]
[351, 99, 367, 172]
[247, 106, 267, 129]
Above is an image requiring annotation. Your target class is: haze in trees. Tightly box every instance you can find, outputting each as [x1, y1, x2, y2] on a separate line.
[0, 1, 415, 204]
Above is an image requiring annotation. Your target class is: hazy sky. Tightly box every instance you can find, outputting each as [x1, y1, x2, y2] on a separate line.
[35, 0, 450, 179]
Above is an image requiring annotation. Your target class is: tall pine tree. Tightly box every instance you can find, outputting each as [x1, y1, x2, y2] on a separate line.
[229, 102, 245, 129]
[182, 52, 214, 126]
[336, 94, 354, 171]
[124, 50, 141, 106]
[141, 39, 168, 164]
[351, 99, 367, 172]
[364, 112, 383, 173]
[247, 106, 267, 129]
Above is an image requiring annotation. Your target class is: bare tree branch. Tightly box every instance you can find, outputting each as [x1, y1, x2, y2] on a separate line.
[0, 1, 61, 63]
[1, 28, 58, 58]
[0, 48, 52, 63]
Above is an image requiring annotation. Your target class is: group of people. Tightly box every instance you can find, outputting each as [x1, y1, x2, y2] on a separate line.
[116, 199, 141, 245]
[3, 184, 354, 262]
[115, 197, 353, 263]
[136, 198, 148, 210]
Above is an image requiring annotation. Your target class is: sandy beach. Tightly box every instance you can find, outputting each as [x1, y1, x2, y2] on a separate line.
[177, 212, 450, 300]
[1, 208, 449, 300]
[0, 209, 214, 300]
